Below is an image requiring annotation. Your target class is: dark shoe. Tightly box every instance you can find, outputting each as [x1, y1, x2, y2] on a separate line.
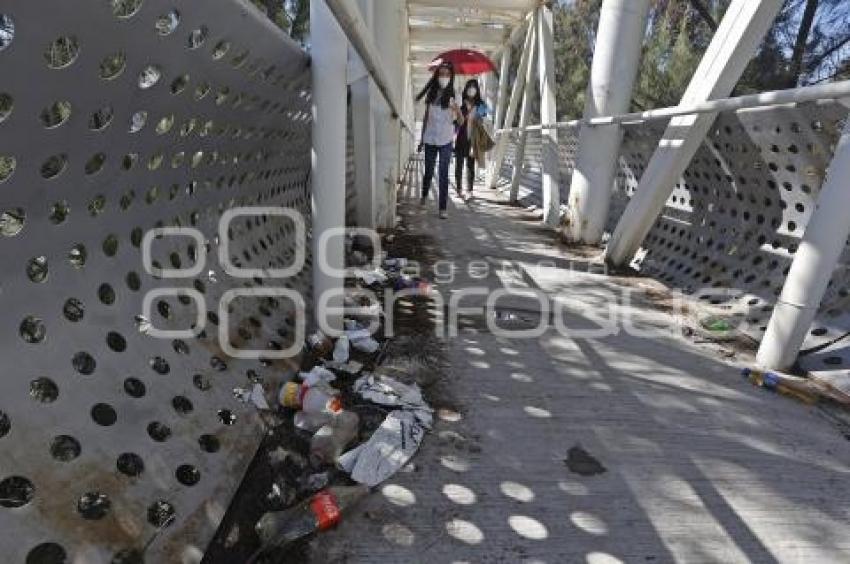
[439, 210, 448, 219]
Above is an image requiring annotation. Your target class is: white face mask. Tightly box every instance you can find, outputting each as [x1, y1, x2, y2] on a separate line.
[467, 87, 478, 97]
[438, 77, 450, 89]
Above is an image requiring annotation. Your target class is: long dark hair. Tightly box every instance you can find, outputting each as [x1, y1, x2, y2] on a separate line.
[416, 63, 455, 109]
[461, 79, 484, 107]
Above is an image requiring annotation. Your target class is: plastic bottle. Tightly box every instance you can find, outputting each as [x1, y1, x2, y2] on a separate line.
[255, 485, 369, 551]
[309, 410, 360, 467]
[280, 382, 342, 413]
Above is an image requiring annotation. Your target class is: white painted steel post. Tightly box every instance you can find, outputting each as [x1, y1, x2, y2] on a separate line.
[537, 2, 561, 227]
[350, 0, 377, 228]
[373, 0, 404, 228]
[565, 0, 650, 243]
[756, 120, 850, 371]
[509, 11, 538, 203]
[311, 0, 348, 331]
[605, 0, 783, 266]
[486, 23, 536, 190]
[494, 48, 512, 131]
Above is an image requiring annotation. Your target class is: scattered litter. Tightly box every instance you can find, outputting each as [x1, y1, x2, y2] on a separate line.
[345, 328, 373, 341]
[564, 445, 606, 476]
[280, 381, 342, 413]
[294, 410, 333, 432]
[740, 367, 818, 404]
[383, 257, 408, 269]
[303, 472, 329, 492]
[701, 316, 732, 332]
[348, 250, 369, 267]
[310, 411, 360, 467]
[352, 268, 388, 286]
[233, 383, 270, 410]
[255, 485, 369, 552]
[322, 359, 364, 375]
[341, 410, 428, 487]
[306, 330, 333, 357]
[333, 335, 350, 363]
[393, 275, 431, 295]
[351, 336, 380, 354]
[301, 366, 337, 387]
[267, 447, 307, 473]
[353, 373, 433, 427]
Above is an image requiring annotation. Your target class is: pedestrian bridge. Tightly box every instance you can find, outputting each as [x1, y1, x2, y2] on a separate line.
[0, 0, 849, 562]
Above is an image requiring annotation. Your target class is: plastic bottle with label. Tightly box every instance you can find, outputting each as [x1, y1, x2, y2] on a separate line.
[255, 485, 369, 551]
[280, 382, 342, 414]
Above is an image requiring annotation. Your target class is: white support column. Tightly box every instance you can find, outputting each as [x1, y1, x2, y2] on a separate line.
[756, 120, 850, 371]
[350, 0, 377, 228]
[537, 2, 561, 227]
[494, 48, 512, 131]
[566, 0, 650, 243]
[311, 0, 348, 331]
[605, 0, 783, 266]
[373, 0, 404, 228]
[483, 72, 496, 119]
[509, 11, 538, 203]
[486, 23, 535, 190]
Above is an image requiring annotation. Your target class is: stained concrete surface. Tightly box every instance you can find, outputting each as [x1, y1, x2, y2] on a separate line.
[306, 180, 850, 564]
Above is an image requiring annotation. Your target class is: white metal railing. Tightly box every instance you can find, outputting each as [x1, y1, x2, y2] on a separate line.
[497, 79, 850, 134]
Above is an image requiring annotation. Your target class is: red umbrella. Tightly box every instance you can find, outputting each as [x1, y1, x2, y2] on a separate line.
[428, 49, 496, 75]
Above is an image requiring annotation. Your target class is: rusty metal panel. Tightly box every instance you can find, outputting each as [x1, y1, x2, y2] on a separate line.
[0, 1, 312, 561]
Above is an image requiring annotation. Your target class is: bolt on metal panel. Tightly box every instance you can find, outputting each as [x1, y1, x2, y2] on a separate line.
[0, 0, 312, 561]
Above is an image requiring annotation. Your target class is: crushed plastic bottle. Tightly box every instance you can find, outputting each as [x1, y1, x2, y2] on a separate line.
[309, 410, 360, 467]
[255, 485, 369, 551]
[740, 367, 817, 404]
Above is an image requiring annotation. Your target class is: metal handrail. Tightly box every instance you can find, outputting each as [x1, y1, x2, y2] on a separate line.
[324, 0, 413, 133]
[497, 79, 850, 134]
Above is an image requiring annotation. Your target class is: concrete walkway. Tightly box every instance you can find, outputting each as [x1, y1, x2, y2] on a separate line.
[311, 177, 850, 563]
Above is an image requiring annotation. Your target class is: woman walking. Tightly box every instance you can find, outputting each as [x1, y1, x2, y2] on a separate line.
[416, 62, 459, 219]
[454, 79, 489, 198]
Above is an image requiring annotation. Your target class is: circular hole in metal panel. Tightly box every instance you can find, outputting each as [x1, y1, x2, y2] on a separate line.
[44, 36, 80, 69]
[116, 453, 144, 477]
[91, 403, 117, 426]
[26, 542, 67, 564]
[0, 476, 35, 508]
[50, 435, 81, 462]
[77, 491, 111, 520]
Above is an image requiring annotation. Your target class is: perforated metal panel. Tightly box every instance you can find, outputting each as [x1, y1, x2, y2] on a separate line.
[0, 1, 311, 561]
[500, 102, 850, 374]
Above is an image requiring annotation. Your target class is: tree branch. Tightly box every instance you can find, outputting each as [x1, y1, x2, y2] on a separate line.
[688, 0, 717, 32]
[789, 0, 820, 86]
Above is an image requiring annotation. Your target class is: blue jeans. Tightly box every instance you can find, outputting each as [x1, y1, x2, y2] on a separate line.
[422, 143, 453, 211]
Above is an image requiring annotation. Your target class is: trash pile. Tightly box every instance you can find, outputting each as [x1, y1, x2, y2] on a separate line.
[242, 234, 434, 560]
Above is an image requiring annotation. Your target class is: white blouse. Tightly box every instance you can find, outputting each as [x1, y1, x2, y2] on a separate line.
[422, 94, 457, 147]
